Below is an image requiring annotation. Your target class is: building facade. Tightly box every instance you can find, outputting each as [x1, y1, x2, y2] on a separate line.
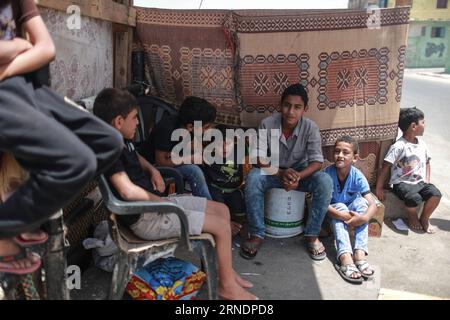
[350, 0, 450, 70]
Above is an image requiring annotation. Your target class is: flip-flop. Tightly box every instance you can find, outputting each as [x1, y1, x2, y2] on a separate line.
[13, 230, 48, 246]
[334, 263, 363, 284]
[239, 235, 263, 260]
[0, 247, 42, 275]
[306, 242, 326, 261]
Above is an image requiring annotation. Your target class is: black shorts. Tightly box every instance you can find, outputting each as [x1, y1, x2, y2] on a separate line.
[392, 182, 441, 207]
[209, 185, 246, 215]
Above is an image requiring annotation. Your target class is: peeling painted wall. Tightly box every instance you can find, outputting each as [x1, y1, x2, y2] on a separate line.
[40, 8, 113, 101]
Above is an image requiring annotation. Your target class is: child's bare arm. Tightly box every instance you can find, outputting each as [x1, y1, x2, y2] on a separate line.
[155, 148, 202, 167]
[109, 171, 163, 202]
[426, 161, 431, 183]
[0, 16, 55, 81]
[345, 193, 377, 228]
[296, 161, 322, 181]
[375, 161, 391, 202]
[280, 162, 322, 191]
[137, 153, 158, 174]
[0, 38, 32, 65]
[362, 193, 377, 221]
[327, 205, 352, 221]
[137, 153, 165, 193]
[154, 149, 174, 167]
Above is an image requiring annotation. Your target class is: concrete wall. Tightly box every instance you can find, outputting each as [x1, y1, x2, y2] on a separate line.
[385, 1, 450, 68]
[349, 0, 387, 8]
[406, 21, 450, 67]
[446, 49, 450, 71]
[39, 7, 114, 101]
[388, 0, 450, 20]
[410, 0, 450, 21]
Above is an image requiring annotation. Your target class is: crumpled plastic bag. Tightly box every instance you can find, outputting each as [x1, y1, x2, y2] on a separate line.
[82, 221, 118, 272]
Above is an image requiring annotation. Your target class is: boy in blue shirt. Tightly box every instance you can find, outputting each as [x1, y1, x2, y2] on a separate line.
[325, 136, 377, 284]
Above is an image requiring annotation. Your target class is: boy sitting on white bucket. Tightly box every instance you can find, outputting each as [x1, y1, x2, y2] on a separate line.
[325, 136, 377, 284]
[241, 83, 333, 260]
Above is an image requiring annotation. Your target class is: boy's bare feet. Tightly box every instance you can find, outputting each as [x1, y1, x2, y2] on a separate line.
[234, 271, 253, 288]
[13, 229, 48, 246]
[354, 249, 374, 277]
[419, 217, 435, 234]
[219, 282, 258, 300]
[340, 253, 361, 279]
[0, 239, 41, 274]
[19, 230, 47, 241]
[231, 221, 242, 237]
[406, 211, 423, 231]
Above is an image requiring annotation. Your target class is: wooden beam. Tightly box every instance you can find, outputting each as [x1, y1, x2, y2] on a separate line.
[113, 24, 133, 88]
[35, 0, 136, 26]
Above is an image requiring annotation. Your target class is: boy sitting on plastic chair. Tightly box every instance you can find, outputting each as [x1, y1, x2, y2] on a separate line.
[93, 88, 258, 300]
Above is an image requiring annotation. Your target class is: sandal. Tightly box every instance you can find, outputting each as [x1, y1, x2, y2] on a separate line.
[306, 241, 326, 261]
[0, 246, 42, 275]
[334, 263, 363, 284]
[13, 229, 48, 247]
[239, 235, 263, 260]
[355, 260, 375, 280]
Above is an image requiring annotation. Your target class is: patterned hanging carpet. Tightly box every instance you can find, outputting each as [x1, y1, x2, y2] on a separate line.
[134, 7, 410, 168]
[134, 8, 240, 126]
[224, 7, 409, 145]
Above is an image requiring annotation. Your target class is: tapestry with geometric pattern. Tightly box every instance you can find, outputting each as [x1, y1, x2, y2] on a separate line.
[134, 7, 409, 147]
[134, 8, 241, 126]
[223, 7, 410, 145]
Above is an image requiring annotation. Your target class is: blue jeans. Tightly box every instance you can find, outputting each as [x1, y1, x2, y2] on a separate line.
[176, 164, 212, 200]
[244, 168, 333, 238]
[330, 197, 369, 260]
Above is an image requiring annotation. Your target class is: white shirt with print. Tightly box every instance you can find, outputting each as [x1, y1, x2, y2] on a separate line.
[384, 137, 430, 185]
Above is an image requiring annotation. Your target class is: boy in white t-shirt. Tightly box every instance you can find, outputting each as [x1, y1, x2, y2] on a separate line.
[376, 107, 441, 233]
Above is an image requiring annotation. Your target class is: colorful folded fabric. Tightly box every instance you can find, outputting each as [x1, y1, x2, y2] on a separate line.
[126, 257, 206, 300]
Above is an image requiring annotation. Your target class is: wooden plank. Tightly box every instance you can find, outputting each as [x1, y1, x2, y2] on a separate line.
[113, 23, 132, 88]
[35, 0, 136, 26]
[112, 0, 132, 5]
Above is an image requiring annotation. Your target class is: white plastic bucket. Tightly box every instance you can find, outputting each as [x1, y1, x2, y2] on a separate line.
[264, 188, 305, 238]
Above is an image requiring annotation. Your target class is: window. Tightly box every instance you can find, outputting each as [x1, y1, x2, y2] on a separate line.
[431, 27, 446, 38]
[421, 26, 427, 36]
[378, 0, 388, 8]
[409, 25, 424, 37]
[437, 0, 448, 9]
